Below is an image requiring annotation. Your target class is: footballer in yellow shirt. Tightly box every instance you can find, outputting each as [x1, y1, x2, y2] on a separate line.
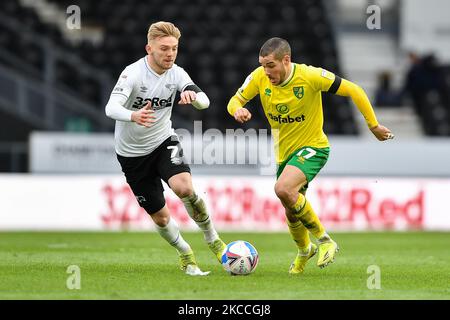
[227, 37, 394, 274]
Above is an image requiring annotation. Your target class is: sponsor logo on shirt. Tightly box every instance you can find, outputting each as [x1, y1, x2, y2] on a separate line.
[132, 96, 173, 110]
[267, 113, 306, 124]
[275, 104, 289, 114]
[152, 96, 173, 110]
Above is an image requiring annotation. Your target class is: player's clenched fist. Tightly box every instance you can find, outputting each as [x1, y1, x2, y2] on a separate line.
[178, 90, 196, 104]
[370, 124, 395, 141]
[131, 102, 156, 127]
[233, 108, 252, 123]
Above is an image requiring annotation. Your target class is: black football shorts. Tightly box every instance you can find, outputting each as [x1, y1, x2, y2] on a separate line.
[117, 136, 191, 214]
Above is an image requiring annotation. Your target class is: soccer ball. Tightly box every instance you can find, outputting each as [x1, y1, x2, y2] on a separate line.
[221, 240, 259, 275]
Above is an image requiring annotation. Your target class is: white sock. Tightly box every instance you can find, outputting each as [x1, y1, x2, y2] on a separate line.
[181, 193, 219, 244]
[156, 218, 191, 254]
[197, 216, 219, 244]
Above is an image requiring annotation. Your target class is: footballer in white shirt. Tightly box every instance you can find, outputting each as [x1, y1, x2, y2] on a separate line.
[105, 21, 226, 276]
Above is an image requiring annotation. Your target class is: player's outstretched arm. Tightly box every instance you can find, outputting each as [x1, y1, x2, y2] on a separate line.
[227, 96, 252, 123]
[335, 78, 394, 141]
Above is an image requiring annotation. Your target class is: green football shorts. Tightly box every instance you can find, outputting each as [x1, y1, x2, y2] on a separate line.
[276, 146, 330, 190]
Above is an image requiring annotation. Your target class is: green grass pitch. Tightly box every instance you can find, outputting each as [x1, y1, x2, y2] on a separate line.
[0, 231, 449, 300]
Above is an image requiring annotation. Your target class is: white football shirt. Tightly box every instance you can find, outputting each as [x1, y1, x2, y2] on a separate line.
[108, 56, 194, 157]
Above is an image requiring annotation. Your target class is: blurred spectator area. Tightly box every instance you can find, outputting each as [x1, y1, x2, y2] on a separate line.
[0, 0, 356, 136]
[402, 53, 450, 136]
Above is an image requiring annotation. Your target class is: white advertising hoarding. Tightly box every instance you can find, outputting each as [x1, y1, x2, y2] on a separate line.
[29, 132, 450, 177]
[29, 132, 121, 173]
[0, 174, 448, 231]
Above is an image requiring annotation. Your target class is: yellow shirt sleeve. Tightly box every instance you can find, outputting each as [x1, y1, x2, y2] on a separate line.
[303, 65, 336, 92]
[236, 69, 260, 102]
[227, 95, 245, 116]
[336, 78, 379, 128]
[305, 65, 378, 129]
[227, 68, 261, 116]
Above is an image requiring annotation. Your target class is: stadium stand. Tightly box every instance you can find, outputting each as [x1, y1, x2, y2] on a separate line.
[1, 0, 356, 132]
[403, 54, 450, 136]
[0, 0, 380, 171]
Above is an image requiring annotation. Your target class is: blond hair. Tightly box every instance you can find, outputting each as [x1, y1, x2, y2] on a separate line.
[147, 21, 181, 43]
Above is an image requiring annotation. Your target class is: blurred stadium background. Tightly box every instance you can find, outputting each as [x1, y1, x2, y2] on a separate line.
[0, 0, 450, 230]
[1, 0, 450, 299]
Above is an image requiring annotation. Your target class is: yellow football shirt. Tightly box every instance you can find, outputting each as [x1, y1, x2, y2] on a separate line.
[235, 63, 336, 164]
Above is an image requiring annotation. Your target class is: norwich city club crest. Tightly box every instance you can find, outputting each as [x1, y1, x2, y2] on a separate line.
[293, 86, 304, 99]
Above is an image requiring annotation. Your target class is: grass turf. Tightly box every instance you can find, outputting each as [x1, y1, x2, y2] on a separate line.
[0, 231, 449, 300]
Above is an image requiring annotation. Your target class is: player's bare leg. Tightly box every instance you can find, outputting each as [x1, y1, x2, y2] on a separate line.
[168, 172, 226, 263]
[150, 205, 209, 276]
[275, 165, 339, 270]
